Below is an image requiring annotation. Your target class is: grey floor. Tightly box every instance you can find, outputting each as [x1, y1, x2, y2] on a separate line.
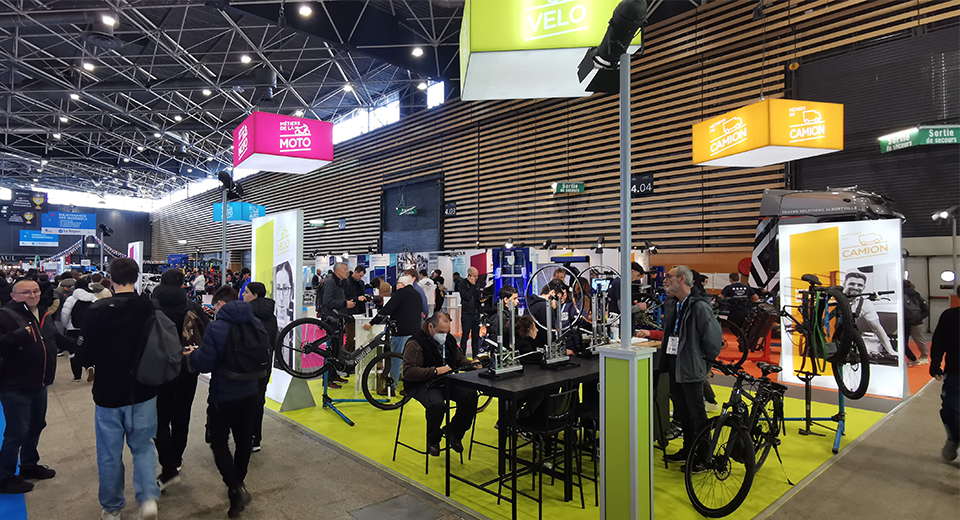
[18, 357, 960, 519]
[23, 357, 473, 520]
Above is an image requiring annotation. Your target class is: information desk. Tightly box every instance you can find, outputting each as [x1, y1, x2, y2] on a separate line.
[443, 358, 600, 520]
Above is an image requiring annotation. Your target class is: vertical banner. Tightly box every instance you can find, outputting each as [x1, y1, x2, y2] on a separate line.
[127, 241, 144, 292]
[252, 209, 304, 362]
[779, 220, 904, 398]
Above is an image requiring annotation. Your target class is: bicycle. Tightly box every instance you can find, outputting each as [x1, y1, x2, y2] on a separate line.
[779, 274, 870, 399]
[713, 297, 779, 366]
[684, 359, 791, 518]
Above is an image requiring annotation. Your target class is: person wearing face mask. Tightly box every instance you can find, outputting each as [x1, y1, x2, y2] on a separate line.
[402, 312, 481, 456]
[362, 275, 424, 395]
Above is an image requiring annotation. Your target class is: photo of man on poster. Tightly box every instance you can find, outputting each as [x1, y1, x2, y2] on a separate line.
[842, 268, 899, 366]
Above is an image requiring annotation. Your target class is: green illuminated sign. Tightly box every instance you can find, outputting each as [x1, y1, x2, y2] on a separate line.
[878, 125, 960, 153]
[397, 205, 418, 216]
[553, 181, 585, 194]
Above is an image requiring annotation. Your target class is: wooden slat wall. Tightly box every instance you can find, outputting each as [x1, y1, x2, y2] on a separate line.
[150, 0, 959, 261]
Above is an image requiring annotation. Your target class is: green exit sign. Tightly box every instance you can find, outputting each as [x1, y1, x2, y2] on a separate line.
[552, 182, 585, 194]
[879, 125, 959, 153]
[397, 205, 417, 216]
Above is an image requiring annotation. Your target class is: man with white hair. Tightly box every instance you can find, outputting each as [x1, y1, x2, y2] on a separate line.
[363, 275, 424, 394]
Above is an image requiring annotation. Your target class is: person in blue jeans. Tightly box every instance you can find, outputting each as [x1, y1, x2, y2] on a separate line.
[363, 275, 423, 394]
[0, 278, 59, 495]
[930, 286, 959, 461]
[79, 258, 160, 520]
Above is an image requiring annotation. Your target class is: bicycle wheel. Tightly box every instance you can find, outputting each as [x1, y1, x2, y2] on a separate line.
[685, 418, 756, 518]
[749, 395, 782, 472]
[361, 351, 411, 410]
[477, 395, 494, 413]
[275, 317, 340, 379]
[718, 319, 749, 367]
[832, 327, 870, 399]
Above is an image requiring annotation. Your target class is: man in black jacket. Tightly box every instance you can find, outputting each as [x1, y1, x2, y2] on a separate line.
[242, 281, 278, 452]
[931, 285, 959, 461]
[527, 279, 567, 349]
[402, 312, 480, 456]
[458, 267, 481, 356]
[152, 268, 210, 491]
[0, 278, 58, 495]
[363, 275, 423, 394]
[321, 263, 353, 386]
[80, 258, 159, 520]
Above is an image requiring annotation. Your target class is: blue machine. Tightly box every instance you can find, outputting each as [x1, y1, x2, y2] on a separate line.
[492, 248, 532, 309]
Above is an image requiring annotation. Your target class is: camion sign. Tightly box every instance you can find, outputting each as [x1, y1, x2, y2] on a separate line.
[233, 111, 334, 174]
[692, 99, 844, 167]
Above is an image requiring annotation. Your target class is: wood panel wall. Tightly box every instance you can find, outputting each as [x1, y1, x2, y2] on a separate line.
[150, 0, 959, 262]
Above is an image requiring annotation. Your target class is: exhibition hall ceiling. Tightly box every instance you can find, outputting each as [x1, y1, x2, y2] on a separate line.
[0, 0, 699, 199]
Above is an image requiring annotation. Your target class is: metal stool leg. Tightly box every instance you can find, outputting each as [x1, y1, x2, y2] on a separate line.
[393, 405, 404, 461]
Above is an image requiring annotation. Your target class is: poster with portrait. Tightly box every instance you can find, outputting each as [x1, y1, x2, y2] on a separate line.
[252, 210, 304, 360]
[397, 251, 416, 272]
[779, 219, 905, 398]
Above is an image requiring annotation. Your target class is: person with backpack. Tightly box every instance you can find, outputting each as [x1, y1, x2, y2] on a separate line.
[242, 282, 278, 453]
[152, 269, 210, 491]
[185, 286, 270, 518]
[78, 258, 160, 520]
[60, 277, 98, 382]
[903, 280, 930, 365]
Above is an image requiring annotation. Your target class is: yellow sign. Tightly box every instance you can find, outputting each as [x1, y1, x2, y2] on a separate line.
[692, 99, 844, 167]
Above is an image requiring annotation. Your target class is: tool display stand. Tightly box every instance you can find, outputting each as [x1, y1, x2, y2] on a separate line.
[783, 371, 846, 454]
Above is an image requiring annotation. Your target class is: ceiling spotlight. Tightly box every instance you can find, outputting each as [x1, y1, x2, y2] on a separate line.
[32, 178, 39, 182]
[343, 84, 354, 92]
[86, 243, 97, 248]
[240, 54, 252, 64]
[59, 115, 69, 123]
[293, 109, 304, 116]
[942, 270, 956, 283]
[202, 88, 212, 96]
[174, 115, 182, 122]
[542, 238, 553, 250]
[41, 159, 48, 165]
[932, 206, 958, 222]
[299, 4, 313, 17]
[505, 237, 514, 249]
[417, 81, 428, 90]
[595, 236, 605, 254]
[187, 168, 193, 173]
[412, 47, 424, 57]
[101, 14, 117, 26]
[70, 93, 80, 100]
[51, 133, 61, 140]
[207, 156, 214, 162]
[643, 239, 659, 254]
[82, 62, 95, 71]
[136, 146, 144, 151]
[153, 132, 161, 138]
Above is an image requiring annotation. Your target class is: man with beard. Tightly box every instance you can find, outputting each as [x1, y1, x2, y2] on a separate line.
[843, 272, 897, 361]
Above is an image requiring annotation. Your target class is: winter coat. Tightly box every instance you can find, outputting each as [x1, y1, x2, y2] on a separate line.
[0, 300, 58, 390]
[659, 294, 723, 383]
[61, 288, 99, 331]
[191, 300, 263, 403]
[248, 296, 279, 347]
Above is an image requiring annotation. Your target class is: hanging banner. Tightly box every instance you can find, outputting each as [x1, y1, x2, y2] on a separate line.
[233, 112, 334, 174]
[19, 230, 59, 247]
[252, 210, 304, 367]
[128, 241, 144, 292]
[41, 212, 97, 235]
[7, 211, 40, 228]
[779, 219, 905, 398]
[213, 201, 267, 224]
[10, 190, 48, 213]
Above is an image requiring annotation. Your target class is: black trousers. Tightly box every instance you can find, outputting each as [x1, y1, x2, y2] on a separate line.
[460, 313, 481, 354]
[155, 369, 199, 477]
[667, 356, 707, 452]
[252, 373, 270, 446]
[0, 387, 47, 480]
[206, 395, 257, 490]
[408, 384, 478, 444]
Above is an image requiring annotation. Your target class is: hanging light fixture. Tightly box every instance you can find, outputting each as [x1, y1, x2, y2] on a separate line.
[595, 236, 604, 254]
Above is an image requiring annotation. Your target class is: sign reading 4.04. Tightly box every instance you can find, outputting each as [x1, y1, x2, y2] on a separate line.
[630, 173, 654, 196]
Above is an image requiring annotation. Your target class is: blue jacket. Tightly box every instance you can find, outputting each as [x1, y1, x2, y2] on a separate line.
[192, 300, 262, 403]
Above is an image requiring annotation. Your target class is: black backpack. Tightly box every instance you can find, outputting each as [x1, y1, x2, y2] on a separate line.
[904, 292, 929, 326]
[71, 300, 94, 330]
[222, 320, 271, 381]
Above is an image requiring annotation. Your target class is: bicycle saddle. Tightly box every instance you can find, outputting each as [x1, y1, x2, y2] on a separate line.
[756, 361, 782, 374]
[800, 274, 822, 286]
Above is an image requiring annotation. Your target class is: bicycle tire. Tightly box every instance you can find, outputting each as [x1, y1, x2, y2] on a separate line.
[749, 395, 782, 472]
[274, 317, 340, 379]
[361, 351, 411, 410]
[832, 326, 871, 399]
[477, 395, 494, 413]
[685, 417, 756, 518]
[718, 319, 749, 368]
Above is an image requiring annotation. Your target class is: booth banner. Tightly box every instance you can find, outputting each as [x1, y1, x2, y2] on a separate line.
[213, 201, 266, 224]
[19, 230, 59, 247]
[41, 212, 97, 235]
[128, 241, 144, 292]
[6, 211, 39, 228]
[10, 189, 48, 213]
[252, 210, 304, 358]
[779, 219, 905, 398]
[233, 111, 334, 174]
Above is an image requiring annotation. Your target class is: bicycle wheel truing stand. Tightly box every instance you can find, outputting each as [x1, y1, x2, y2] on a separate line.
[480, 300, 523, 379]
[317, 337, 388, 428]
[784, 372, 846, 454]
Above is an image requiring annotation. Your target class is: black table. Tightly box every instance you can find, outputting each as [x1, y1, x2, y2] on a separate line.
[443, 358, 600, 520]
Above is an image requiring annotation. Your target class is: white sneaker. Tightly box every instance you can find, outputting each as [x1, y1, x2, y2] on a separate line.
[101, 510, 122, 520]
[916, 356, 930, 365]
[157, 473, 181, 491]
[139, 499, 158, 520]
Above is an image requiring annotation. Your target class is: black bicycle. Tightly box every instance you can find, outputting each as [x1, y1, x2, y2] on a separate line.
[779, 274, 870, 399]
[684, 360, 791, 517]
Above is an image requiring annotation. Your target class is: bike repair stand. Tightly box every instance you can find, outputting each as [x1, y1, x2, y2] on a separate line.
[320, 371, 356, 427]
[784, 372, 846, 454]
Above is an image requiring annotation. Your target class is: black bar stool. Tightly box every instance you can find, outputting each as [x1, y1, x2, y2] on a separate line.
[393, 399, 463, 474]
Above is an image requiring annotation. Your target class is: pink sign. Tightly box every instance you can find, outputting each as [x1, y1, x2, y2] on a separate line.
[232, 111, 334, 174]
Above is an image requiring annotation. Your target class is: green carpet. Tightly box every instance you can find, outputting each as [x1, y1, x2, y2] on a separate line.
[266, 379, 883, 520]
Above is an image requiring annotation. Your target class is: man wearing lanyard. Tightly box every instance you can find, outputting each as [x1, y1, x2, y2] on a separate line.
[640, 265, 722, 471]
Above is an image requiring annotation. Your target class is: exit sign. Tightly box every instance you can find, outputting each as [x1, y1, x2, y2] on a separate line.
[553, 182, 584, 194]
[397, 205, 418, 216]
